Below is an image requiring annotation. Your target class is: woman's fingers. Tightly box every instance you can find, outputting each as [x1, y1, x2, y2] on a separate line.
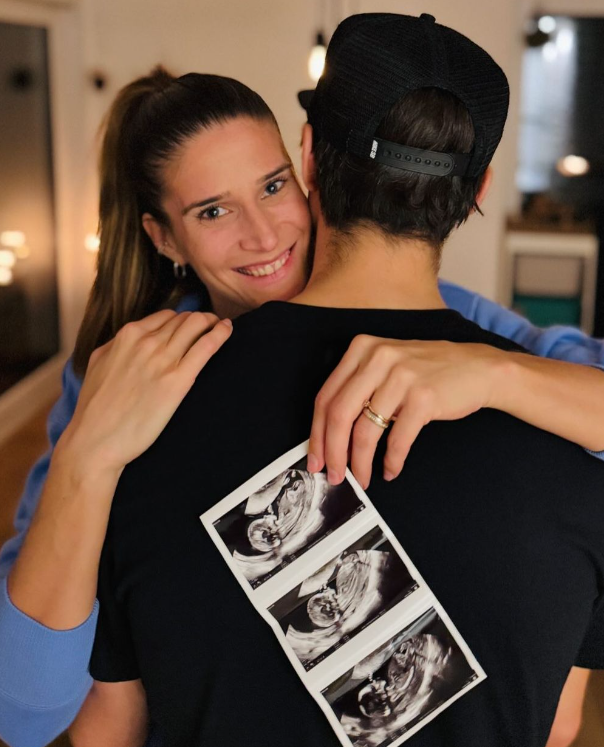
[126, 308, 178, 333]
[310, 337, 501, 492]
[382, 397, 430, 481]
[166, 312, 221, 357]
[348, 381, 405, 489]
[180, 318, 233, 381]
[308, 336, 373, 474]
[321, 365, 392, 485]
[72, 311, 232, 473]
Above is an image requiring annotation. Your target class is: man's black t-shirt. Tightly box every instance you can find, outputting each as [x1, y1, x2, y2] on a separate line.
[91, 302, 604, 747]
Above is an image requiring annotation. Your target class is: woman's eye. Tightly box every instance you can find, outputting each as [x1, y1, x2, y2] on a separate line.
[263, 178, 287, 197]
[199, 205, 228, 221]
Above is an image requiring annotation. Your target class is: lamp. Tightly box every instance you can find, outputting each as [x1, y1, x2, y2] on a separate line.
[308, 31, 327, 82]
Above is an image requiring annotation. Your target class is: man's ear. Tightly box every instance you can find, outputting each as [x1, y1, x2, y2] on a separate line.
[475, 167, 493, 208]
[141, 213, 187, 265]
[301, 123, 318, 193]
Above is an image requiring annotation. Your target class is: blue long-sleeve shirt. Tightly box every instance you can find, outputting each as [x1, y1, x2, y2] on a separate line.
[1, 281, 603, 747]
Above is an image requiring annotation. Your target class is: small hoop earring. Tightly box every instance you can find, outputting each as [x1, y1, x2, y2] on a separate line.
[173, 261, 187, 279]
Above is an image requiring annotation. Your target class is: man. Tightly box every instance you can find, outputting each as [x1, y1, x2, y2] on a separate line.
[72, 13, 604, 747]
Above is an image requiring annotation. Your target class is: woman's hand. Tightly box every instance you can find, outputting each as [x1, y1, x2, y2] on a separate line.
[10, 308, 232, 630]
[59, 309, 233, 477]
[308, 335, 507, 489]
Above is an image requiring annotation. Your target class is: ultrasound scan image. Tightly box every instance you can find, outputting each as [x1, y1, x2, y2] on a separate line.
[269, 527, 417, 669]
[323, 608, 477, 747]
[213, 457, 365, 588]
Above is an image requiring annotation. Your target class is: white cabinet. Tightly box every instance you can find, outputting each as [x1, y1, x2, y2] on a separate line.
[504, 231, 598, 333]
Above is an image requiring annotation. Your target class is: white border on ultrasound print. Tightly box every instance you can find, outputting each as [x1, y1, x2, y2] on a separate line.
[201, 441, 487, 747]
[258, 517, 428, 685]
[311, 466, 487, 746]
[201, 440, 375, 607]
[308, 465, 487, 688]
[317, 600, 487, 747]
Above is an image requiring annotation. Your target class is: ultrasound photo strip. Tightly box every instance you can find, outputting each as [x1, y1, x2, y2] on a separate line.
[267, 526, 419, 671]
[201, 441, 485, 747]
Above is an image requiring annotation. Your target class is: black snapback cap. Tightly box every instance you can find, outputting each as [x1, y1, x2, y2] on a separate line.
[298, 13, 509, 178]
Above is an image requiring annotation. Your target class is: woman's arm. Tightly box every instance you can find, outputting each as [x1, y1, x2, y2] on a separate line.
[0, 360, 97, 747]
[440, 278, 604, 365]
[9, 311, 231, 628]
[0, 310, 231, 747]
[308, 338, 604, 488]
[69, 680, 149, 747]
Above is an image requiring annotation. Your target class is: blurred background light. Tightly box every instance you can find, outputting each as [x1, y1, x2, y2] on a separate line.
[308, 32, 326, 82]
[0, 230, 26, 248]
[0, 266, 14, 286]
[84, 233, 100, 252]
[557, 155, 591, 177]
[0, 250, 16, 268]
[538, 16, 557, 34]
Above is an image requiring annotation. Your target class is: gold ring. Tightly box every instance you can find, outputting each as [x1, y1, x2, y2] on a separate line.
[362, 400, 391, 430]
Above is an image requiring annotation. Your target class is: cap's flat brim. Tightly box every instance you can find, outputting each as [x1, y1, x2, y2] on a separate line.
[297, 89, 315, 111]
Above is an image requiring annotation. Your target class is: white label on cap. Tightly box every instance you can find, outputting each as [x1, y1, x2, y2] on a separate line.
[370, 139, 378, 159]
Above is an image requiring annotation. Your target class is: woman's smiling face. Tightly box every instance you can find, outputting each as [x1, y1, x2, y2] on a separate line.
[155, 116, 312, 318]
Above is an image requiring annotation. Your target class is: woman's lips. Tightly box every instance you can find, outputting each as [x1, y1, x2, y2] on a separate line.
[234, 246, 294, 279]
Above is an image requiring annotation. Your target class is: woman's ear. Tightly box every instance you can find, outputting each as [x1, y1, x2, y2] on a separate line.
[141, 213, 186, 265]
[475, 167, 493, 208]
[301, 123, 318, 193]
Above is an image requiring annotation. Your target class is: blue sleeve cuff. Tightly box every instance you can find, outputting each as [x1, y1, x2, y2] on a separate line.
[0, 682, 90, 747]
[0, 576, 97, 708]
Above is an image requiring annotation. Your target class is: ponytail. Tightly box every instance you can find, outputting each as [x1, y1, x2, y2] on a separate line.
[72, 67, 277, 375]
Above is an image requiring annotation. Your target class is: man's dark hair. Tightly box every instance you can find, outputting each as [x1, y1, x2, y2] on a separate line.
[312, 88, 483, 257]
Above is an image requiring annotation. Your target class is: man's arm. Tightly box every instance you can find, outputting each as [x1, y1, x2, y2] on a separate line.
[69, 679, 148, 747]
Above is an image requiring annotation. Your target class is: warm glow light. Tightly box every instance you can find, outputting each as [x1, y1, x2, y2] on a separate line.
[14, 244, 30, 259]
[538, 16, 557, 34]
[308, 44, 326, 82]
[557, 155, 590, 177]
[0, 267, 13, 286]
[0, 250, 16, 268]
[0, 230, 26, 248]
[85, 233, 101, 252]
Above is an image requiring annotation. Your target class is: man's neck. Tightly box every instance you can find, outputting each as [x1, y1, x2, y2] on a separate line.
[292, 219, 446, 311]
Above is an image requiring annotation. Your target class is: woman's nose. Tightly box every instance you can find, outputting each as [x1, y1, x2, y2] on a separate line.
[240, 206, 279, 253]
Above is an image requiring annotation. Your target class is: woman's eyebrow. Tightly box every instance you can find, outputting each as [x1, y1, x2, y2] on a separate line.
[258, 163, 292, 183]
[182, 163, 292, 215]
[182, 193, 229, 215]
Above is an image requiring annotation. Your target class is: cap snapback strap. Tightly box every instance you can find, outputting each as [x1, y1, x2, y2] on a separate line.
[347, 130, 473, 177]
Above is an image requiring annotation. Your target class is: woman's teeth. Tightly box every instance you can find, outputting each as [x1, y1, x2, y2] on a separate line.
[237, 249, 291, 277]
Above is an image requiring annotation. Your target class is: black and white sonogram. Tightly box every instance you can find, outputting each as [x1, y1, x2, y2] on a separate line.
[268, 527, 418, 670]
[213, 457, 365, 589]
[322, 608, 478, 747]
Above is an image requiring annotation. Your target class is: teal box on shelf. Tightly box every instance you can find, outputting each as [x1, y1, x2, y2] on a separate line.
[513, 294, 582, 327]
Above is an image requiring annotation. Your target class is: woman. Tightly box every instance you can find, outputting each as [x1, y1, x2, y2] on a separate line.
[0, 68, 600, 747]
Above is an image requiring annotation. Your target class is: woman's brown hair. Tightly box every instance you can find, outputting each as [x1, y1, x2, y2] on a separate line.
[72, 67, 278, 376]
